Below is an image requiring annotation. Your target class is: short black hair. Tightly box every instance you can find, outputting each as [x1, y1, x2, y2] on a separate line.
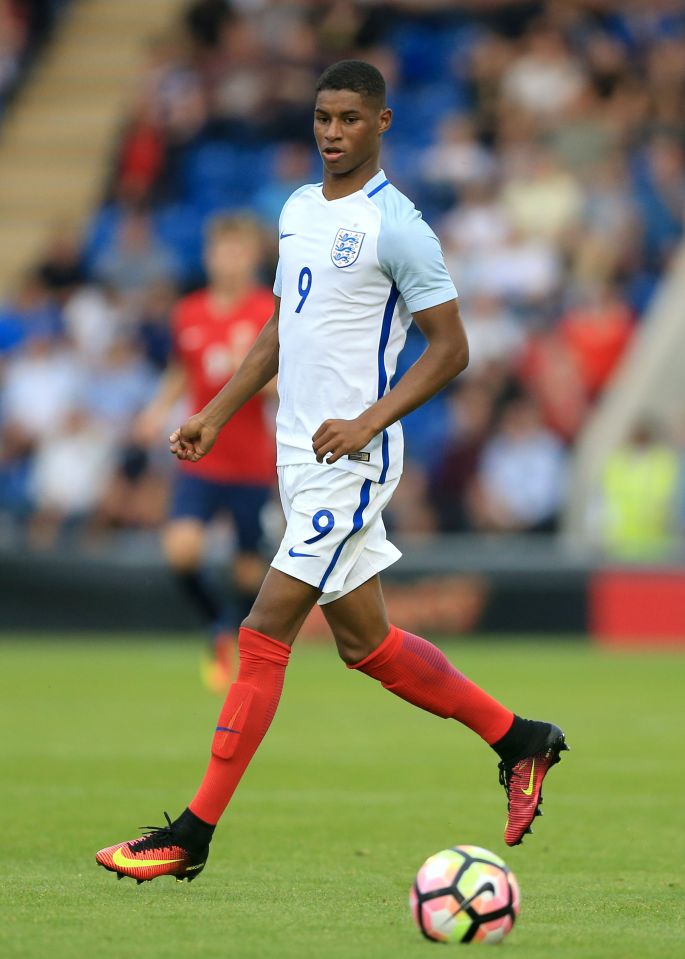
[315, 60, 386, 108]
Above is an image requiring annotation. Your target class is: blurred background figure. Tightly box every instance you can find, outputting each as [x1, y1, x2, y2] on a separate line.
[28, 407, 116, 550]
[468, 395, 567, 534]
[135, 213, 275, 691]
[92, 208, 181, 307]
[598, 420, 682, 560]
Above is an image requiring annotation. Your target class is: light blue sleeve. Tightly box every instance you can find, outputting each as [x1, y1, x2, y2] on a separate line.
[377, 204, 457, 314]
[273, 258, 282, 297]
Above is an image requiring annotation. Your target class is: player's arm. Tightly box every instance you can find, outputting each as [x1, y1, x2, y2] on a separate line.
[313, 297, 467, 464]
[170, 297, 280, 462]
[135, 361, 187, 445]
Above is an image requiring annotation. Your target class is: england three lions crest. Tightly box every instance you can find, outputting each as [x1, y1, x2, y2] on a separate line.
[331, 228, 365, 268]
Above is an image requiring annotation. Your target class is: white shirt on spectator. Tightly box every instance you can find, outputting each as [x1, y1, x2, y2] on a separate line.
[30, 416, 115, 515]
[2, 346, 85, 439]
[63, 286, 127, 362]
[480, 429, 567, 526]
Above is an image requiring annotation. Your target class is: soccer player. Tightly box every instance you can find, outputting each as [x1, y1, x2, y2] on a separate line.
[135, 214, 275, 690]
[97, 61, 567, 884]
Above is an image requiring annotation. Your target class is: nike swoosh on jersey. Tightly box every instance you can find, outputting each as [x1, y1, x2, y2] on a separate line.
[288, 546, 319, 558]
[280, 232, 296, 239]
[112, 847, 184, 869]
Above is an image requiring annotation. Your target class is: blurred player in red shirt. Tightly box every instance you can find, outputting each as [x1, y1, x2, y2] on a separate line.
[137, 214, 275, 690]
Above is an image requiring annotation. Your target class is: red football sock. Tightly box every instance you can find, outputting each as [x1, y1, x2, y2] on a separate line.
[189, 626, 291, 825]
[348, 625, 513, 744]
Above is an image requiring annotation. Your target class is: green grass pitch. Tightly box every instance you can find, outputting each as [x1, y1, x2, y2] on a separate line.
[1, 636, 683, 958]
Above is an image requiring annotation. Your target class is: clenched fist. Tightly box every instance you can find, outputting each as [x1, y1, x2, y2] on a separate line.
[169, 415, 220, 462]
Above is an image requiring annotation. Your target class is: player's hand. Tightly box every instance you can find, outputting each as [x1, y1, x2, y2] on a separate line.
[312, 417, 376, 465]
[170, 415, 219, 462]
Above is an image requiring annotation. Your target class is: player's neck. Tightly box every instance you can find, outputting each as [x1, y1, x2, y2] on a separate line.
[322, 155, 381, 201]
[208, 282, 251, 312]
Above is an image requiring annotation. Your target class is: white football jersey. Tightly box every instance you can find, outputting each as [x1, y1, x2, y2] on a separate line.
[273, 169, 457, 484]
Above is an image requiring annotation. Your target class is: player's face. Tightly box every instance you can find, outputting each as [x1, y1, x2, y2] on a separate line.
[205, 232, 261, 289]
[313, 89, 391, 176]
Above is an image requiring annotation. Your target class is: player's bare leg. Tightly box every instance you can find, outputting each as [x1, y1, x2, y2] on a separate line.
[162, 519, 234, 691]
[322, 576, 567, 846]
[242, 566, 319, 645]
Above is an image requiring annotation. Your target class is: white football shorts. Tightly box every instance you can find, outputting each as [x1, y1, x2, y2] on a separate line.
[271, 463, 402, 605]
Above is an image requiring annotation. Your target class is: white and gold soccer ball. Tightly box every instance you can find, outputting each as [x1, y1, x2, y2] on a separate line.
[410, 845, 520, 944]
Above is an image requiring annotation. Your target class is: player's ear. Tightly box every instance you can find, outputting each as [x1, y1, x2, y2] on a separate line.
[379, 107, 392, 135]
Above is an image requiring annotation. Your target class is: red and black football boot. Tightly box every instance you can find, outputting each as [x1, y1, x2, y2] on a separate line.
[96, 812, 210, 884]
[498, 723, 568, 846]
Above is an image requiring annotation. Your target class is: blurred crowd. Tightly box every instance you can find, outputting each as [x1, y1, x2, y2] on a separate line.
[2, 0, 685, 556]
[0, 0, 68, 115]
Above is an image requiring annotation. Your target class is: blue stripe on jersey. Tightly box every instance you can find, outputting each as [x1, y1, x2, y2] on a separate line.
[377, 283, 399, 397]
[318, 478, 372, 591]
[367, 179, 389, 197]
[377, 282, 400, 484]
[380, 430, 389, 484]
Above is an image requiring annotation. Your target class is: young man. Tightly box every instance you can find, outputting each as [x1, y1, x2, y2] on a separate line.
[135, 214, 275, 690]
[96, 61, 567, 884]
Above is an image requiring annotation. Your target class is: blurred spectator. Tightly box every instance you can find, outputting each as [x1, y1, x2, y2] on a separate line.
[500, 147, 584, 243]
[84, 336, 157, 439]
[572, 153, 638, 290]
[468, 396, 567, 533]
[634, 134, 685, 270]
[28, 408, 115, 549]
[558, 283, 634, 399]
[212, 17, 271, 133]
[501, 19, 585, 120]
[599, 421, 681, 559]
[518, 327, 588, 442]
[386, 462, 437, 537]
[421, 114, 496, 195]
[0, 0, 68, 113]
[0, 271, 61, 355]
[461, 294, 524, 376]
[137, 282, 176, 371]
[548, 85, 616, 175]
[184, 0, 233, 50]
[2, 333, 84, 458]
[452, 227, 562, 308]
[63, 285, 128, 363]
[440, 182, 511, 255]
[35, 223, 86, 303]
[429, 382, 495, 532]
[0, 1, 24, 108]
[85, 337, 165, 534]
[252, 141, 317, 227]
[92, 209, 180, 302]
[115, 101, 166, 205]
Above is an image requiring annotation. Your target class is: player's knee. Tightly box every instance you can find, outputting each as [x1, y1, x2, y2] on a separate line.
[332, 628, 374, 666]
[241, 609, 293, 646]
[241, 611, 271, 636]
[163, 523, 204, 571]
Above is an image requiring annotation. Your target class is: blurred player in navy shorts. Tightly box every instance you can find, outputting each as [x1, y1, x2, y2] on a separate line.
[136, 214, 275, 691]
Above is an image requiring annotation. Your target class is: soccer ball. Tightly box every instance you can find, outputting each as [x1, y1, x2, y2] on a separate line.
[410, 845, 520, 944]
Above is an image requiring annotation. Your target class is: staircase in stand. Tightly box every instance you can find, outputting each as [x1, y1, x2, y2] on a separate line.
[0, 0, 182, 296]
